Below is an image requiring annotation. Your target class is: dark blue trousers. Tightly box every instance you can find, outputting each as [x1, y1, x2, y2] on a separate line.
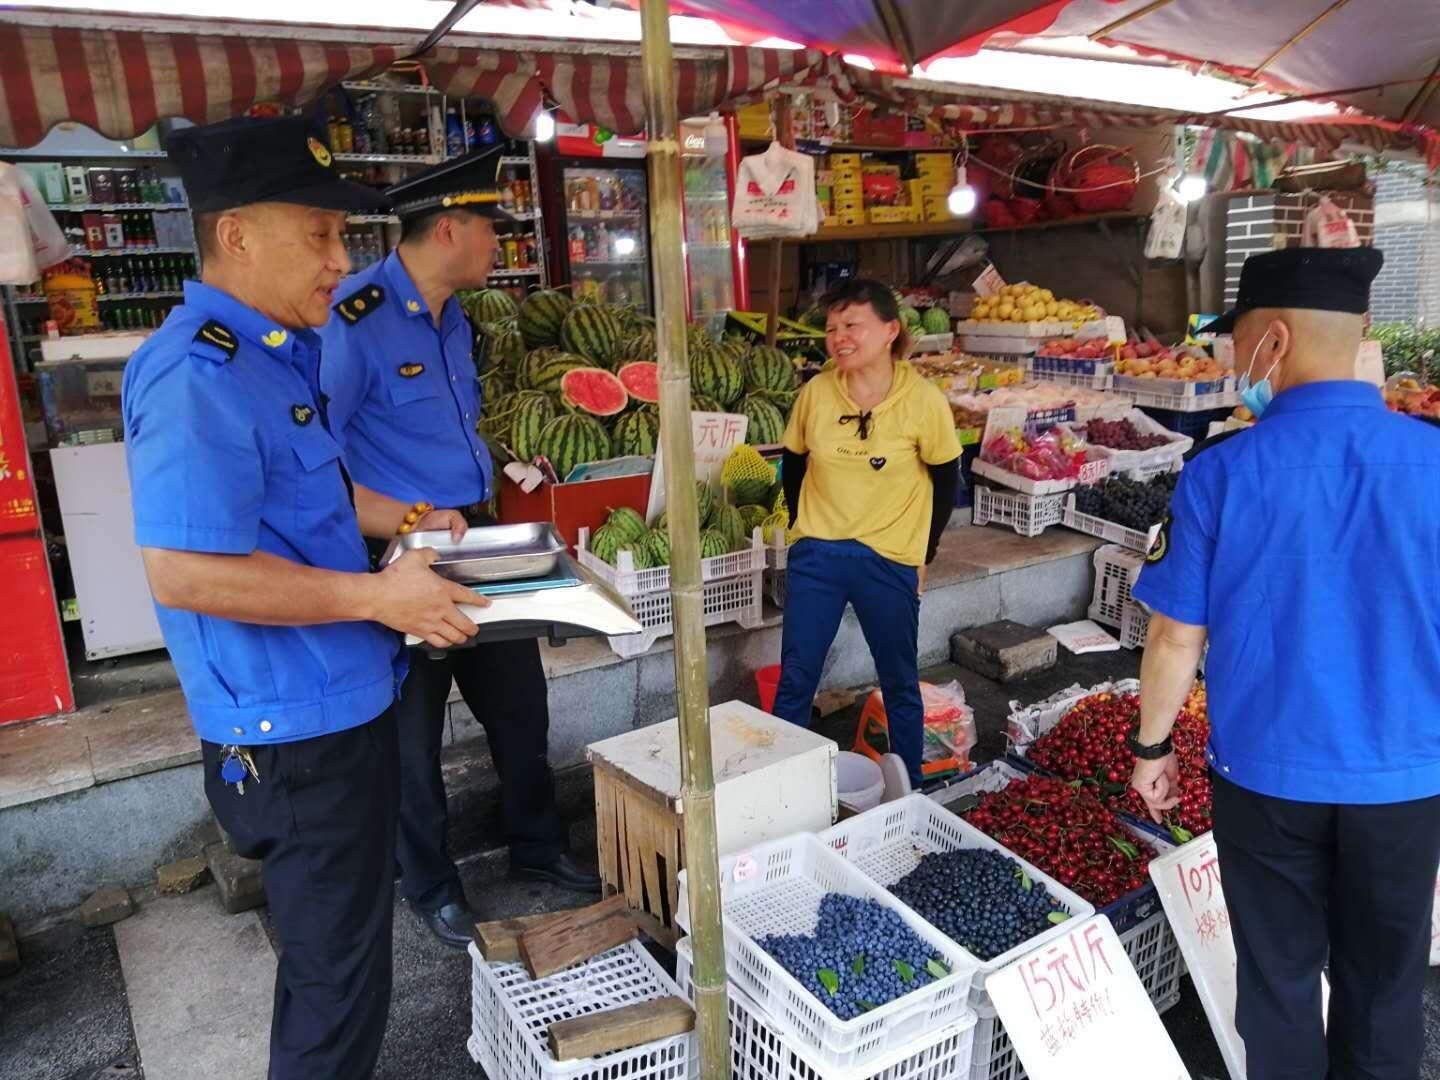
[772, 538, 924, 784]
[1212, 773, 1440, 1080]
[203, 709, 399, 1080]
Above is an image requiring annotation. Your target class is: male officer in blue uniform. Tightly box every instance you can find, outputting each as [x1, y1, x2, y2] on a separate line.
[320, 151, 599, 950]
[123, 115, 485, 1078]
[1127, 247, 1440, 1080]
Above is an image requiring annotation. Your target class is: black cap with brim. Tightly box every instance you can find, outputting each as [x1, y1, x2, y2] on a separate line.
[167, 115, 392, 215]
[385, 147, 515, 222]
[1207, 245, 1384, 335]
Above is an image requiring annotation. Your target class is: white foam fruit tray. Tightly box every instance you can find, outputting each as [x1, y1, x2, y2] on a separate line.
[467, 940, 694, 1080]
[674, 832, 980, 1072]
[675, 937, 980, 1080]
[818, 794, 1095, 1013]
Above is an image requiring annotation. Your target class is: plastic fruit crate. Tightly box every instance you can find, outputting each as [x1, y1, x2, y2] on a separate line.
[765, 537, 789, 609]
[1087, 545, 1146, 629]
[1113, 374, 1237, 412]
[466, 940, 694, 1080]
[675, 938, 980, 1080]
[1062, 496, 1159, 554]
[673, 832, 980, 1072]
[576, 526, 766, 659]
[1139, 406, 1236, 439]
[1065, 408, 1193, 473]
[965, 908, 1181, 1080]
[818, 794, 1095, 1012]
[1119, 598, 1150, 649]
[971, 486, 1065, 538]
[970, 457, 1109, 497]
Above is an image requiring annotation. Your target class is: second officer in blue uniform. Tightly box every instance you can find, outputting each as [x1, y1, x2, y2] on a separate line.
[321, 151, 600, 949]
[123, 116, 484, 1077]
[1128, 247, 1440, 1080]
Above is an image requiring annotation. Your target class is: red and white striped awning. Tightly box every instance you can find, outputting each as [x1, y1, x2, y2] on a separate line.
[1, 17, 1436, 169]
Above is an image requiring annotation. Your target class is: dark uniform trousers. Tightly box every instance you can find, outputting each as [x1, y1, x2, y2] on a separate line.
[202, 708, 399, 1080]
[395, 638, 566, 910]
[1212, 772, 1440, 1080]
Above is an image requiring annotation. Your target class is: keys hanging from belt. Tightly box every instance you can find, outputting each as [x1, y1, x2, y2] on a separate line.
[219, 745, 261, 795]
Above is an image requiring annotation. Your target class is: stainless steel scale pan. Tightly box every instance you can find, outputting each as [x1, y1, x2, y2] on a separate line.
[381, 522, 565, 584]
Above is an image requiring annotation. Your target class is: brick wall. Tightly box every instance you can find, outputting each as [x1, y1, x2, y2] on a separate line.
[1223, 192, 1376, 305]
[1370, 167, 1439, 324]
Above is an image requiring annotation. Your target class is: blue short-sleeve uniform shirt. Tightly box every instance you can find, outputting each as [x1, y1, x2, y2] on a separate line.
[1133, 381, 1440, 803]
[122, 281, 404, 745]
[318, 252, 492, 509]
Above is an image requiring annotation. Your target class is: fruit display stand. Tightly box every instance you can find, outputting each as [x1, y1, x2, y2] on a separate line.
[466, 939, 694, 1080]
[585, 701, 837, 947]
[818, 794, 1096, 1013]
[972, 486, 1066, 538]
[674, 833, 980, 1073]
[575, 526, 765, 659]
[674, 937, 979, 1080]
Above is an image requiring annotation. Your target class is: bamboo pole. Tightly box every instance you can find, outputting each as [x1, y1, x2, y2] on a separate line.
[637, 1, 730, 1075]
[763, 95, 794, 349]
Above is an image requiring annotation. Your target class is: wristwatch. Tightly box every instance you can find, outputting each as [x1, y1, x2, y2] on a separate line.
[1126, 725, 1173, 760]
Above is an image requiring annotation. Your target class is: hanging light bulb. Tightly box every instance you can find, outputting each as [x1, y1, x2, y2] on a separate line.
[947, 165, 977, 217]
[533, 111, 556, 143]
[1175, 174, 1208, 203]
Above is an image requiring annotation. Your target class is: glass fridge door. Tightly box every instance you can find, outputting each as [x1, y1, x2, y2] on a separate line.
[560, 165, 651, 312]
[681, 133, 736, 332]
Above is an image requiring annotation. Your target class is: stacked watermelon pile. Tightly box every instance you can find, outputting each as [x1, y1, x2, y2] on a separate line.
[461, 287, 800, 482]
[589, 480, 745, 571]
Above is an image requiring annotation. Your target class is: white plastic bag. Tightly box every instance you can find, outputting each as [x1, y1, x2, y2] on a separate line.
[732, 142, 817, 239]
[1144, 178, 1187, 260]
[1302, 194, 1360, 249]
[0, 165, 39, 285]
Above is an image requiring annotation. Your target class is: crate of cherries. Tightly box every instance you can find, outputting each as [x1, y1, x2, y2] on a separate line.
[1019, 685, 1212, 843]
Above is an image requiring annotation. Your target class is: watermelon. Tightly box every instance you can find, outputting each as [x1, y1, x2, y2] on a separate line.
[921, 306, 951, 335]
[520, 350, 590, 393]
[509, 391, 557, 462]
[699, 529, 729, 560]
[617, 361, 659, 405]
[559, 367, 628, 418]
[691, 393, 723, 414]
[590, 523, 622, 565]
[739, 504, 769, 532]
[469, 288, 519, 324]
[696, 481, 716, 527]
[753, 388, 799, 413]
[899, 304, 922, 330]
[612, 409, 659, 457]
[741, 394, 787, 445]
[761, 510, 790, 545]
[605, 507, 648, 545]
[693, 343, 744, 406]
[487, 324, 526, 367]
[561, 305, 623, 367]
[479, 366, 514, 405]
[538, 413, 612, 480]
[644, 527, 670, 568]
[614, 542, 653, 570]
[712, 504, 746, 552]
[619, 327, 656, 363]
[518, 289, 573, 349]
[743, 345, 798, 394]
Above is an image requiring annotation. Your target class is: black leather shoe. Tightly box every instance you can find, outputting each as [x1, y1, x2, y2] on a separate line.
[510, 852, 602, 894]
[414, 900, 476, 950]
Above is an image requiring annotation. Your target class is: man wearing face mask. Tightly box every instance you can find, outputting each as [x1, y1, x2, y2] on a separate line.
[1126, 246, 1440, 1080]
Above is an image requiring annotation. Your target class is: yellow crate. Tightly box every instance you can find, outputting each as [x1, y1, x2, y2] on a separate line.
[909, 178, 947, 204]
[829, 153, 861, 170]
[867, 205, 918, 224]
[737, 102, 773, 140]
[914, 152, 953, 173]
[836, 212, 866, 227]
[822, 214, 839, 229]
[834, 198, 865, 214]
[832, 177, 863, 192]
[924, 195, 955, 222]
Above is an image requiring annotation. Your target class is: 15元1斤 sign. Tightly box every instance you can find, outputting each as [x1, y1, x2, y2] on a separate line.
[988, 915, 1191, 1080]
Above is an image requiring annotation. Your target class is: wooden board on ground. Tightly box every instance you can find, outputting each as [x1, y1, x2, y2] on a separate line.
[473, 909, 578, 963]
[518, 894, 639, 979]
[547, 995, 695, 1060]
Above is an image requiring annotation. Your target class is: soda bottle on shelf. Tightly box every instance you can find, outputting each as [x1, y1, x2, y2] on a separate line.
[568, 226, 585, 264]
[503, 235, 519, 269]
[523, 233, 537, 268]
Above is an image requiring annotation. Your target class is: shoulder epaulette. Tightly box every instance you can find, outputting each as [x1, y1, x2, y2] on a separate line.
[335, 284, 385, 325]
[1183, 426, 1247, 463]
[191, 320, 238, 362]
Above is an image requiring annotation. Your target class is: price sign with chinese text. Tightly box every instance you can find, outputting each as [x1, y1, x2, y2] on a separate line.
[988, 915, 1190, 1080]
[1149, 833, 1244, 1080]
[645, 411, 749, 523]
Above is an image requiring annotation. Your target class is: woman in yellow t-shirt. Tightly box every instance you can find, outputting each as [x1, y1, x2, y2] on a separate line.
[773, 279, 961, 786]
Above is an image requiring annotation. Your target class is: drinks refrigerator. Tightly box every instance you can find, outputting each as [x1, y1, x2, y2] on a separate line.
[538, 116, 746, 323]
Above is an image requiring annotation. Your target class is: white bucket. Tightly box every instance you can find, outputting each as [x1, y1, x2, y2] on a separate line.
[836, 751, 885, 814]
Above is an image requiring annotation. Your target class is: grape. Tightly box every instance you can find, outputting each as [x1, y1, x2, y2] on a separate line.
[1073, 473, 1176, 531]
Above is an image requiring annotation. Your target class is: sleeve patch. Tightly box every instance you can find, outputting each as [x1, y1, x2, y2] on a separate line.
[1147, 513, 1172, 563]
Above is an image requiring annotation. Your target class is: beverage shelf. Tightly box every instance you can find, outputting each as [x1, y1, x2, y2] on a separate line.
[70, 246, 193, 257]
[48, 202, 188, 211]
[97, 291, 183, 301]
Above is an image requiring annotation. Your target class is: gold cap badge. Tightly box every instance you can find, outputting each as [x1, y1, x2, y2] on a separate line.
[307, 137, 332, 168]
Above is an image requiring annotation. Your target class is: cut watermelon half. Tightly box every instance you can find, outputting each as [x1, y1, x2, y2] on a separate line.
[559, 366, 628, 417]
[617, 361, 659, 405]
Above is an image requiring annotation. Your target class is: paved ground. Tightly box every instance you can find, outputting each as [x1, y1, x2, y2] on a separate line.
[6, 646, 1440, 1079]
